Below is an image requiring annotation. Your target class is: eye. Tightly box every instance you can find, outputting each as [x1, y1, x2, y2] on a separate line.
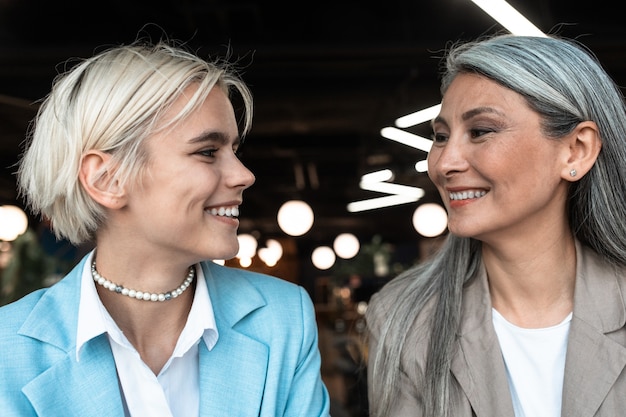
[431, 132, 449, 144]
[198, 148, 218, 158]
[469, 128, 494, 140]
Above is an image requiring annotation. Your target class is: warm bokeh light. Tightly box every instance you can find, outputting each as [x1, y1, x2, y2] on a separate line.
[333, 233, 360, 259]
[238, 256, 252, 268]
[412, 203, 448, 237]
[258, 239, 283, 267]
[311, 246, 336, 270]
[277, 200, 314, 236]
[236, 233, 258, 259]
[0, 205, 28, 241]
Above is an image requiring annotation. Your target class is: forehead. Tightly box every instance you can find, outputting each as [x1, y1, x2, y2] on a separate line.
[437, 73, 534, 122]
[151, 85, 237, 143]
[448, 73, 519, 101]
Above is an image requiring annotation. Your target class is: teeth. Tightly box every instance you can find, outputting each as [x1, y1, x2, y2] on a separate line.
[449, 190, 486, 201]
[209, 206, 240, 217]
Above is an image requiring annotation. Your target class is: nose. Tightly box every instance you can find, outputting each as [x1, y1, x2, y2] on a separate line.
[229, 155, 256, 190]
[427, 136, 470, 180]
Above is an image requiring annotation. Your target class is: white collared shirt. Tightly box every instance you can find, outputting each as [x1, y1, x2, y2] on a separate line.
[76, 251, 218, 417]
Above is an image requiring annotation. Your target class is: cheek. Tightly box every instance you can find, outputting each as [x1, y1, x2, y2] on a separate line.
[426, 151, 439, 182]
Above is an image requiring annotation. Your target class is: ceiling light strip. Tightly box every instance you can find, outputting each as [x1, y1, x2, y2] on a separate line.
[361, 169, 394, 184]
[470, 0, 546, 36]
[347, 194, 422, 212]
[380, 127, 433, 152]
[395, 104, 441, 129]
[360, 181, 425, 198]
[350, 0, 544, 213]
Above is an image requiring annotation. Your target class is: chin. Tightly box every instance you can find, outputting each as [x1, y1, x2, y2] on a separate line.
[210, 248, 238, 262]
[446, 223, 480, 239]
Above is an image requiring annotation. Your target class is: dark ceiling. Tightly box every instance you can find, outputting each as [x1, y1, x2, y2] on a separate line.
[1, 0, 625, 259]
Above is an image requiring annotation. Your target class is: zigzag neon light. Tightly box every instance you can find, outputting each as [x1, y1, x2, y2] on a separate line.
[347, 169, 424, 212]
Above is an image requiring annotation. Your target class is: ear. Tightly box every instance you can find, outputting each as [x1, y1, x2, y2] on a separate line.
[561, 121, 602, 182]
[78, 151, 127, 209]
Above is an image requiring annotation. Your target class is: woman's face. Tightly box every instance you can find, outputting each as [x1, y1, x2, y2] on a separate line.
[428, 73, 570, 244]
[121, 85, 255, 263]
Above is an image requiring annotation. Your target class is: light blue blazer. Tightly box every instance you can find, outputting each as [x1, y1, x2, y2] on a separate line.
[0, 256, 331, 416]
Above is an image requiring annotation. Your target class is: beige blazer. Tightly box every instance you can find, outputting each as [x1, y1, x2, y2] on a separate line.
[367, 242, 626, 416]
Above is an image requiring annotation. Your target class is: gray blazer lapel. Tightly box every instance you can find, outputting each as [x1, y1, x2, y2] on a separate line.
[562, 318, 626, 417]
[561, 243, 626, 417]
[450, 266, 516, 417]
[23, 334, 124, 417]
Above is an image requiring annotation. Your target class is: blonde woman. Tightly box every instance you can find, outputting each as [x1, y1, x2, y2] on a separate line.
[0, 40, 330, 416]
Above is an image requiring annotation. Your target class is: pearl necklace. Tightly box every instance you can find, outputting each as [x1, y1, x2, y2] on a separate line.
[91, 260, 195, 302]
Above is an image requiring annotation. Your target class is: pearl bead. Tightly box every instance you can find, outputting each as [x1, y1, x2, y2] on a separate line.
[91, 260, 196, 302]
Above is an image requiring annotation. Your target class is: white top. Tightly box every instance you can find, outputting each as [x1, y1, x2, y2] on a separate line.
[77, 251, 219, 417]
[492, 308, 572, 417]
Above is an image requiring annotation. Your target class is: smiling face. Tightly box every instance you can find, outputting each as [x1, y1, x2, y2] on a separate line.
[427, 73, 571, 244]
[119, 84, 255, 263]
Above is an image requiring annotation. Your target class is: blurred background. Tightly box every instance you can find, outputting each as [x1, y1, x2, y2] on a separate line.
[1, 0, 624, 415]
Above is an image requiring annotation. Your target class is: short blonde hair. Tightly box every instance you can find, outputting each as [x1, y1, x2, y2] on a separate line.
[17, 41, 253, 245]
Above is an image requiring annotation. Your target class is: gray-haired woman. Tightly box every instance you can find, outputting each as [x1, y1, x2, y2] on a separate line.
[367, 34, 626, 417]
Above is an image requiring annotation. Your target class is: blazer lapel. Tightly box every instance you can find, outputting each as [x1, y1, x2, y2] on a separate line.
[198, 332, 269, 416]
[23, 335, 124, 417]
[198, 263, 270, 417]
[18, 259, 124, 416]
[452, 243, 626, 417]
[560, 243, 626, 417]
[450, 266, 516, 417]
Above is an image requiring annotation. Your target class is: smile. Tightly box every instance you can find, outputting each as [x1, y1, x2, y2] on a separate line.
[207, 206, 240, 218]
[449, 190, 487, 201]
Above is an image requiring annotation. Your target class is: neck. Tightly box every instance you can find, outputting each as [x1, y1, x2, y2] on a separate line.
[483, 234, 577, 328]
[95, 275, 196, 375]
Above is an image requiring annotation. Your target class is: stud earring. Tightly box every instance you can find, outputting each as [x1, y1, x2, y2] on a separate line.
[570, 169, 577, 177]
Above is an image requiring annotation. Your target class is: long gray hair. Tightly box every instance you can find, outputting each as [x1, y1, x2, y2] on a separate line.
[367, 34, 626, 417]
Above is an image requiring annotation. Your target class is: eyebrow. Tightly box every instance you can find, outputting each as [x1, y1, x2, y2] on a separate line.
[432, 106, 505, 127]
[187, 130, 241, 146]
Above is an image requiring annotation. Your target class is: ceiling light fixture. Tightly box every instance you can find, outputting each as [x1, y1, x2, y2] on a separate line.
[347, 169, 425, 212]
[361, 169, 394, 183]
[412, 203, 448, 237]
[236, 233, 258, 259]
[394, 104, 441, 129]
[470, 0, 546, 36]
[277, 200, 314, 236]
[258, 239, 283, 267]
[380, 127, 433, 153]
[349, 0, 544, 213]
[0, 205, 28, 241]
[347, 194, 423, 213]
[333, 233, 360, 259]
[358, 169, 424, 198]
[415, 160, 428, 173]
[390, 2, 544, 132]
[311, 246, 336, 270]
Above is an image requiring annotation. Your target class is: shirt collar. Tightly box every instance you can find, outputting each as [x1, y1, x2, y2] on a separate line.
[76, 251, 219, 360]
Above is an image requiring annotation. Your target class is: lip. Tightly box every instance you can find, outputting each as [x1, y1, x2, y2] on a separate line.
[204, 200, 242, 225]
[204, 200, 242, 211]
[445, 187, 488, 208]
